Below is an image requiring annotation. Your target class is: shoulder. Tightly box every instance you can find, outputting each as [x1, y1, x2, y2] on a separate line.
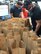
[10, 5, 15, 13]
[11, 5, 16, 10]
[26, 10, 29, 13]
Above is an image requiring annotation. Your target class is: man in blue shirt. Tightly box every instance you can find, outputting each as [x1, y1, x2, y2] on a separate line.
[10, 1, 22, 17]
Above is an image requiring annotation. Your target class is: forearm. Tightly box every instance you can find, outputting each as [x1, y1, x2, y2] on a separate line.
[35, 23, 40, 33]
[20, 12, 24, 18]
[10, 13, 13, 18]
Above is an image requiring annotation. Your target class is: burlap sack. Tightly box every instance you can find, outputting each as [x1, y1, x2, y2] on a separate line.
[37, 38, 41, 48]
[22, 31, 29, 48]
[31, 50, 38, 54]
[37, 38, 41, 43]
[0, 50, 8, 54]
[0, 34, 8, 51]
[7, 23, 13, 30]
[7, 30, 13, 37]
[14, 34, 21, 48]
[1, 28, 8, 37]
[29, 31, 38, 40]
[6, 35, 15, 49]
[12, 48, 26, 54]
[19, 40, 25, 48]
[27, 35, 38, 51]
[38, 48, 41, 54]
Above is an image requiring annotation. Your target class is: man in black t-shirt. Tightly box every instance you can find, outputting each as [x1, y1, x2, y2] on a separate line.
[25, 1, 41, 36]
[10, 1, 22, 17]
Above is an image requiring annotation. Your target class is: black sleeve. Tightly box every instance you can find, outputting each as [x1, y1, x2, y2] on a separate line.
[20, 8, 22, 12]
[10, 7, 14, 13]
[35, 8, 41, 20]
[30, 6, 41, 20]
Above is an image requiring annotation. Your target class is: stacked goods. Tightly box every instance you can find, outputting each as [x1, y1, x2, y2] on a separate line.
[12, 28, 21, 36]
[0, 18, 29, 27]
[22, 30, 38, 49]
[38, 48, 41, 54]
[22, 30, 29, 48]
[31, 37, 41, 54]
[19, 40, 25, 48]
[0, 18, 29, 34]
[14, 34, 21, 48]
[28, 31, 38, 54]
[0, 23, 2, 33]
[9, 18, 27, 23]
[0, 22, 8, 37]
[28, 31, 38, 50]
[0, 33, 9, 54]
[29, 31, 38, 40]
[12, 28, 21, 48]
[22, 30, 38, 54]
[31, 50, 38, 54]
[0, 18, 39, 54]
[37, 38, 41, 54]
[7, 23, 13, 30]
[0, 50, 8, 54]
[6, 30, 13, 36]
[6, 29, 23, 49]
[37, 38, 41, 47]
[1, 28, 8, 37]
[6, 34, 20, 49]
[12, 48, 26, 54]
[6, 34, 14, 49]
[22, 30, 31, 54]
[0, 34, 8, 51]
[31, 48, 41, 54]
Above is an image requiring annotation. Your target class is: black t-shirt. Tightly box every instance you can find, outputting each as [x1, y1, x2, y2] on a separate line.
[30, 5, 41, 36]
[30, 6, 41, 30]
[10, 5, 22, 17]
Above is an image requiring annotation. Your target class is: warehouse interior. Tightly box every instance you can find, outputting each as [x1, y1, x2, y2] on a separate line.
[0, 0, 41, 54]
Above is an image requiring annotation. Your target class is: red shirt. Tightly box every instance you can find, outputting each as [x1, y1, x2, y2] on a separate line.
[22, 8, 29, 18]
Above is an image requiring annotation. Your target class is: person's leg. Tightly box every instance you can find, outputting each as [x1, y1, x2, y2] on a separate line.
[36, 27, 41, 37]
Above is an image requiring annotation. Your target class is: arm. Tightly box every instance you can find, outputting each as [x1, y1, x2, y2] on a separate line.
[35, 20, 41, 33]
[20, 12, 24, 18]
[10, 8, 14, 17]
[10, 13, 13, 18]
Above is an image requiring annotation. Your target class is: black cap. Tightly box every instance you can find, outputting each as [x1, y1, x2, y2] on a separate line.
[25, 0, 32, 6]
[17, 1, 23, 6]
[24, 0, 32, 9]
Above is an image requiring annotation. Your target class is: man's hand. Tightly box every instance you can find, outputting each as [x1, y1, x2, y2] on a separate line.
[10, 13, 13, 18]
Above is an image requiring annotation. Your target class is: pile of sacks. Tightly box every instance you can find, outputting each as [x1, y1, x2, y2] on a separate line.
[0, 18, 40, 54]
